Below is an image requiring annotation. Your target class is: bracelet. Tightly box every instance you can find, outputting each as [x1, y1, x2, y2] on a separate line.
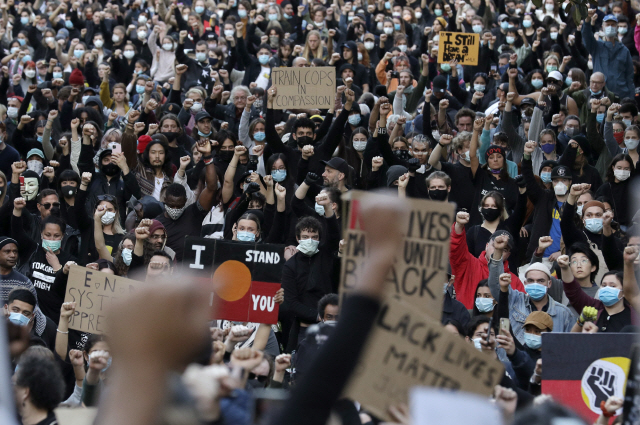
[600, 401, 615, 418]
[56, 329, 69, 334]
[203, 156, 214, 165]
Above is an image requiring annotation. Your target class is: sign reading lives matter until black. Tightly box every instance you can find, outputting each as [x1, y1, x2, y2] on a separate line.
[183, 237, 285, 324]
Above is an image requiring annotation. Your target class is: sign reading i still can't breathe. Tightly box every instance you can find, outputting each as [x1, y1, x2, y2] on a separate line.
[64, 265, 145, 334]
[437, 31, 480, 66]
[183, 237, 284, 324]
[271, 66, 336, 110]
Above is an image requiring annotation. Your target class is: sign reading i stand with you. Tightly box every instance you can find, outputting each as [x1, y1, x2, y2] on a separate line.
[64, 265, 145, 334]
[437, 31, 480, 66]
[340, 191, 504, 422]
[271, 67, 336, 110]
[183, 237, 284, 324]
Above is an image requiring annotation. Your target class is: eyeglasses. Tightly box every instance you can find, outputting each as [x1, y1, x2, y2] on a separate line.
[40, 202, 60, 209]
[571, 259, 589, 266]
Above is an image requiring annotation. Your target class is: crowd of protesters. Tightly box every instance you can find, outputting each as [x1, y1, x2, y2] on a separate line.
[0, 0, 639, 423]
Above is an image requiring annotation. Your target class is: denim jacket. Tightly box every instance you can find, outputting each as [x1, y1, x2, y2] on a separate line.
[488, 257, 576, 345]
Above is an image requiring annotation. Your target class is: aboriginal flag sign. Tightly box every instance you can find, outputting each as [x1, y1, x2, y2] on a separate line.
[542, 333, 636, 422]
[182, 237, 284, 324]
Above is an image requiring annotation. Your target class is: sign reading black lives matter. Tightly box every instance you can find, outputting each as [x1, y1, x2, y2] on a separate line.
[271, 67, 336, 110]
[340, 191, 504, 421]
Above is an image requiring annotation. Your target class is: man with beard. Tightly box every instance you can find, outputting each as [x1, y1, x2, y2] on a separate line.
[127, 219, 177, 280]
[155, 139, 219, 262]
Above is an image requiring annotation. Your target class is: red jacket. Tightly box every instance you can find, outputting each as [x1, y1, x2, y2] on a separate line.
[450, 224, 526, 309]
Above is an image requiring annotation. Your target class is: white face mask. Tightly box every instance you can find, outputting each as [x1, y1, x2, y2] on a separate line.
[162, 43, 173, 51]
[224, 29, 235, 37]
[45, 36, 54, 44]
[101, 211, 116, 225]
[95, 39, 104, 48]
[112, 35, 120, 43]
[614, 169, 631, 181]
[384, 27, 394, 35]
[297, 238, 319, 256]
[364, 41, 375, 50]
[27, 160, 44, 174]
[137, 31, 147, 39]
[553, 181, 568, 196]
[24, 69, 36, 78]
[124, 50, 135, 59]
[7, 107, 18, 119]
[353, 140, 367, 151]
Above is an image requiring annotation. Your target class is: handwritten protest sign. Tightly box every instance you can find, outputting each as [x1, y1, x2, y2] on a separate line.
[64, 266, 144, 334]
[437, 31, 480, 66]
[271, 67, 336, 110]
[344, 297, 504, 421]
[340, 190, 453, 321]
[183, 237, 284, 324]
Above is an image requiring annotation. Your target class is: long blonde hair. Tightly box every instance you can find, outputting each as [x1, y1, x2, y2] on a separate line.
[302, 30, 324, 62]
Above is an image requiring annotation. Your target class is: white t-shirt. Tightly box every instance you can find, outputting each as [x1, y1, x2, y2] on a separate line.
[256, 66, 271, 90]
[152, 176, 164, 201]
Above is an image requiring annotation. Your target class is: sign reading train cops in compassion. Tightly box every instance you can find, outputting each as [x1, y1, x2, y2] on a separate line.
[340, 190, 454, 321]
[64, 265, 144, 334]
[183, 237, 284, 324]
[271, 67, 336, 109]
[437, 31, 480, 66]
[344, 297, 504, 421]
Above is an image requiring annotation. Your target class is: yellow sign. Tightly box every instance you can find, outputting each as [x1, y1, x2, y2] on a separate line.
[438, 31, 480, 66]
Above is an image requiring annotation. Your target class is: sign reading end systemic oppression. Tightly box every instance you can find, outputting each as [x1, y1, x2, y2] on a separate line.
[64, 265, 145, 334]
[183, 237, 284, 324]
[437, 31, 480, 66]
[271, 67, 336, 110]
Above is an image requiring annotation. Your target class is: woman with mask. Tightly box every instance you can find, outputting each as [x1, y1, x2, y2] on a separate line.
[604, 105, 640, 164]
[465, 72, 495, 111]
[498, 28, 531, 67]
[559, 258, 637, 332]
[466, 191, 527, 258]
[239, 96, 267, 175]
[94, 204, 135, 276]
[524, 69, 545, 94]
[342, 127, 371, 190]
[147, 26, 177, 83]
[472, 279, 497, 318]
[11, 198, 76, 321]
[595, 154, 635, 228]
[214, 130, 244, 184]
[158, 115, 193, 172]
[110, 43, 138, 85]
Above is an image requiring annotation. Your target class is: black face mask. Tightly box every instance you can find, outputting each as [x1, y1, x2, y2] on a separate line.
[101, 163, 120, 177]
[296, 135, 314, 148]
[429, 189, 448, 201]
[394, 149, 411, 160]
[481, 207, 501, 222]
[60, 184, 77, 198]
[161, 131, 179, 142]
[217, 150, 234, 163]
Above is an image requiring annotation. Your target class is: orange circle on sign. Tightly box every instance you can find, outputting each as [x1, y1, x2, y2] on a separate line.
[212, 260, 252, 302]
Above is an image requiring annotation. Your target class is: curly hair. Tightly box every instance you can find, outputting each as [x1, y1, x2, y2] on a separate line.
[15, 353, 65, 411]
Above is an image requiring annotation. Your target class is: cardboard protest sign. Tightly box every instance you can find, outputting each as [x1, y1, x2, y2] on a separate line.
[623, 344, 640, 425]
[542, 333, 636, 422]
[63, 265, 144, 334]
[437, 31, 480, 66]
[271, 67, 336, 110]
[340, 190, 454, 321]
[183, 237, 284, 324]
[410, 387, 502, 425]
[343, 297, 504, 421]
[55, 408, 98, 425]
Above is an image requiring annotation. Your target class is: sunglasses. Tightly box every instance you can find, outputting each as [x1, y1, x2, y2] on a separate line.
[40, 202, 60, 209]
[97, 194, 117, 204]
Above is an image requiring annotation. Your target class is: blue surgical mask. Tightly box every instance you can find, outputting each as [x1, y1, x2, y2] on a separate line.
[506, 36, 515, 44]
[253, 131, 265, 141]
[101, 356, 112, 373]
[475, 297, 495, 313]
[315, 202, 325, 215]
[8, 312, 30, 326]
[268, 13, 278, 20]
[531, 79, 543, 89]
[565, 76, 572, 86]
[394, 23, 401, 31]
[74, 49, 85, 58]
[584, 218, 603, 233]
[258, 54, 270, 65]
[21, 17, 29, 25]
[523, 20, 532, 28]
[53, 71, 63, 79]
[441, 63, 451, 72]
[271, 169, 287, 182]
[18, 38, 26, 46]
[198, 129, 212, 137]
[596, 113, 605, 123]
[525, 283, 547, 301]
[599, 286, 622, 307]
[238, 9, 247, 17]
[22, 54, 31, 63]
[500, 21, 509, 30]
[546, 65, 557, 73]
[348, 114, 361, 125]
[524, 333, 542, 349]
[577, 205, 583, 216]
[65, 20, 74, 29]
[474, 84, 485, 92]
[297, 238, 319, 256]
[590, 89, 602, 96]
[623, 118, 632, 127]
[237, 231, 256, 242]
[42, 239, 61, 252]
[121, 248, 132, 266]
[195, 6, 205, 13]
[540, 171, 552, 183]
[136, 85, 145, 94]
[385, 1, 391, 9]
[435, 8, 443, 16]
[37, 135, 43, 143]
[605, 26, 617, 37]
[196, 52, 207, 62]
[472, 24, 483, 33]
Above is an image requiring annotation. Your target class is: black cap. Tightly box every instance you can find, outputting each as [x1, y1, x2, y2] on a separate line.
[539, 160, 558, 174]
[195, 110, 212, 122]
[433, 75, 447, 92]
[551, 165, 572, 179]
[162, 102, 181, 115]
[490, 230, 515, 250]
[521, 97, 536, 107]
[321, 157, 349, 175]
[83, 87, 97, 94]
[99, 149, 113, 161]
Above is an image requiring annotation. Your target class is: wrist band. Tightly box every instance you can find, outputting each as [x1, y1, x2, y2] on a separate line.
[600, 401, 615, 418]
[56, 329, 69, 334]
[203, 156, 214, 165]
[378, 127, 387, 134]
